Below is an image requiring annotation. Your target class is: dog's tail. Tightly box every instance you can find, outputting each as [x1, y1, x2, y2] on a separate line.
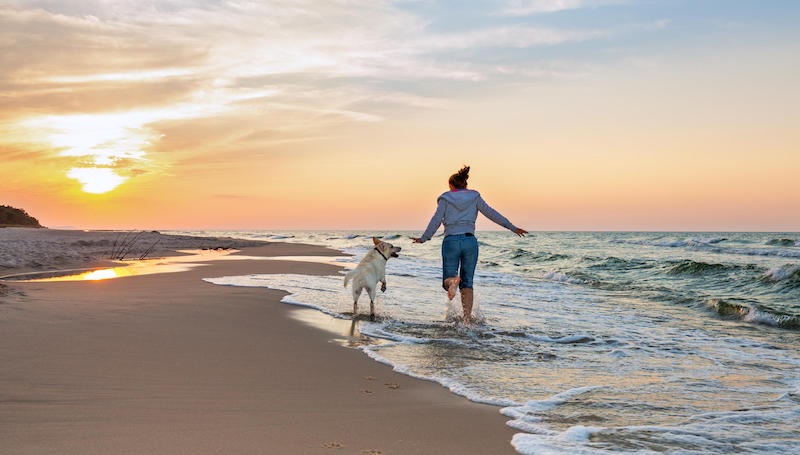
[343, 270, 354, 288]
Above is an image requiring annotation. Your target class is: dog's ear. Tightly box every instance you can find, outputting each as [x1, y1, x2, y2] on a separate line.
[372, 237, 381, 245]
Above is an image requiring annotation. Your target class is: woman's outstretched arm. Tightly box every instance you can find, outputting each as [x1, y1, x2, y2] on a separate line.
[477, 196, 527, 236]
[413, 199, 446, 243]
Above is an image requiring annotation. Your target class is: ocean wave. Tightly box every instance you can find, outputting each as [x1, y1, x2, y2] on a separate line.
[527, 334, 594, 344]
[723, 246, 800, 258]
[766, 238, 798, 247]
[541, 271, 585, 285]
[707, 299, 800, 330]
[358, 325, 431, 344]
[502, 387, 606, 454]
[510, 406, 800, 455]
[510, 249, 569, 262]
[503, 386, 603, 416]
[510, 425, 608, 455]
[613, 239, 800, 259]
[666, 260, 736, 275]
[585, 256, 653, 270]
[761, 265, 800, 282]
[689, 237, 728, 245]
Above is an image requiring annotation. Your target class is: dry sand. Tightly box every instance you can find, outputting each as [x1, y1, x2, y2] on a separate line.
[1, 239, 515, 454]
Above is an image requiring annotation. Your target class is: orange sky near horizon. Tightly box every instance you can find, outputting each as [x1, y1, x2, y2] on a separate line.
[1, 1, 799, 232]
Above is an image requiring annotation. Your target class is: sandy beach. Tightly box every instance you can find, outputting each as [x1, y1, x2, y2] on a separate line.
[0, 230, 515, 454]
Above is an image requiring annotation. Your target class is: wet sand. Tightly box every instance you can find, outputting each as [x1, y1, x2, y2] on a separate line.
[0, 242, 515, 454]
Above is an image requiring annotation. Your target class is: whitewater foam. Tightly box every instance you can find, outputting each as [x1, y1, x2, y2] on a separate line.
[762, 264, 800, 282]
[541, 271, 585, 284]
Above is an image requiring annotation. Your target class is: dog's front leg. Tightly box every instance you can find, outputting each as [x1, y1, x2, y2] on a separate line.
[380, 279, 387, 292]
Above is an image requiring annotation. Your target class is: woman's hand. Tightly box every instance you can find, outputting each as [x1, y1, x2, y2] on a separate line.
[410, 237, 424, 243]
[514, 228, 528, 237]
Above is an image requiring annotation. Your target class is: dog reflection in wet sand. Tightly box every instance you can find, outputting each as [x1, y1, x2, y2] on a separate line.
[344, 237, 401, 321]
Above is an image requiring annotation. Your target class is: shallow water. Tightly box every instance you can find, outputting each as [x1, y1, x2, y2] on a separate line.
[0, 249, 239, 282]
[181, 230, 800, 454]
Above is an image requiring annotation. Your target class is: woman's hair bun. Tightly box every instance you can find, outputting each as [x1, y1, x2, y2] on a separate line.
[448, 165, 471, 189]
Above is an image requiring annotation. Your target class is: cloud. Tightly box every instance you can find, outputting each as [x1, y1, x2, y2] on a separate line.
[419, 25, 606, 50]
[499, 0, 628, 16]
[0, 0, 628, 194]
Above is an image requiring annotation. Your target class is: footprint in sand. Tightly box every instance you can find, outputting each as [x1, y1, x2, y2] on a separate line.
[384, 383, 400, 389]
[363, 376, 376, 380]
[321, 442, 345, 449]
[361, 389, 374, 394]
[362, 450, 383, 455]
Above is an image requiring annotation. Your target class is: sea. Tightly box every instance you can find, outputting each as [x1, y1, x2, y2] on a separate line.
[169, 230, 800, 455]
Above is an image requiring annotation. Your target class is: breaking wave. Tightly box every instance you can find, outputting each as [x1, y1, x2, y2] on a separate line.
[762, 265, 800, 282]
[707, 299, 800, 330]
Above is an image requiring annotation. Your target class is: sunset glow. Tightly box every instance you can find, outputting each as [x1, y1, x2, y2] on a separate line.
[1, 1, 798, 230]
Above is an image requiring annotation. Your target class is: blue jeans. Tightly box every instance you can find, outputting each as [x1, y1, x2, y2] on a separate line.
[442, 234, 479, 289]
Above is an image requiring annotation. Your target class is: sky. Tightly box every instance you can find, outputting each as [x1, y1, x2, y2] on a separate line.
[1, 0, 798, 231]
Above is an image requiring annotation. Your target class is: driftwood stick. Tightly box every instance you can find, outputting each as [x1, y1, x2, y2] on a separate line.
[139, 240, 160, 260]
[118, 231, 144, 260]
[108, 233, 121, 259]
[111, 232, 131, 259]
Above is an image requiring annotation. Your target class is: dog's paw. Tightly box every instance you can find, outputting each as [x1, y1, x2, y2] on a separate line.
[380, 283, 386, 292]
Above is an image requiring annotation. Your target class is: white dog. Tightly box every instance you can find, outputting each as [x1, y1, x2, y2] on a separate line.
[343, 237, 401, 320]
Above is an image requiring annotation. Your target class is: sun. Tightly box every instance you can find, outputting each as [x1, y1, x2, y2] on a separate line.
[21, 112, 158, 194]
[67, 167, 129, 194]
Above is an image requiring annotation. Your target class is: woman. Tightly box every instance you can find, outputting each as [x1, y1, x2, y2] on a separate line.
[412, 166, 527, 323]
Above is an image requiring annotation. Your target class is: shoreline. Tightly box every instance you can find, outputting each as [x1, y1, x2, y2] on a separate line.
[1, 235, 516, 454]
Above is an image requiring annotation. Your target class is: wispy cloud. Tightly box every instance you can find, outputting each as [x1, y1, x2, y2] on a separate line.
[419, 25, 606, 50]
[499, 0, 628, 16]
[0, 0, 649, 194]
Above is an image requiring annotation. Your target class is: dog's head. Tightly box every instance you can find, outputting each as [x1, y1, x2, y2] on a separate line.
[372, 237, 401, 258]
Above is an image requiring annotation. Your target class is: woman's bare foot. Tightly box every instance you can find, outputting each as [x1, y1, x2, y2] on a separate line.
[443, 277, 461, 300]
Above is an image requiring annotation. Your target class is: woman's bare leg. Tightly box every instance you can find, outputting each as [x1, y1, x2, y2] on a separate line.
[460, 287, 474, 323]
[443, 277, 461, 300]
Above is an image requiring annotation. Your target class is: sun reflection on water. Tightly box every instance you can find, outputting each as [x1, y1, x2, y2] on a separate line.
[80, 269, 118, 281]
